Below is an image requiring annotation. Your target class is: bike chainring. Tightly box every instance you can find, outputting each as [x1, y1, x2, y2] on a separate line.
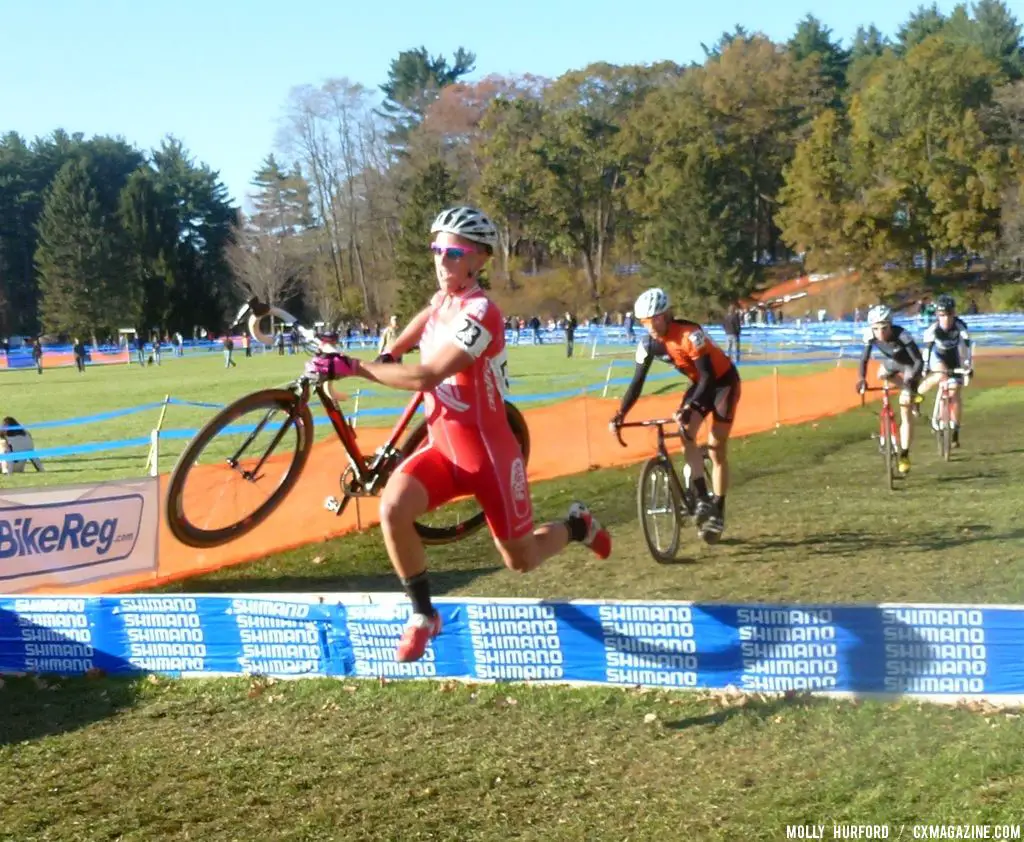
[338, 448, 401, 498]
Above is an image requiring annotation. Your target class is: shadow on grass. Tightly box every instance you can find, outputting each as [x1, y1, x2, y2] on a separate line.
[0, 608, 146, 746]
[662, 691, 828, 731]
[0, 675, 145, 747]
[727, 526, 1024, 561]
[932, 473, 1003, 484]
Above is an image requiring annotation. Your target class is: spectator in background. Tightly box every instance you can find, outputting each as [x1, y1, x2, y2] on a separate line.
[565, 311, 578, 358]
[32, 338, 43, 374]
[0, 416, 43, 474]
[378, 315, 401, 360]
[152, 332, 162, 365]
[276, 331, 285, 355]
[529, 315, 542, 344]
[243, 332, 252, 358]
[134, 333, 146, 366]
[72, 337, 87, 373]
[222, 335, 237, 368]
[625, 311, 635, 341]
[723, 304, 742, 364]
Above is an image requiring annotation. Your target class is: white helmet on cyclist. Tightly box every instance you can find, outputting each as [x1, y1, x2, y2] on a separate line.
[867, 305, 892, 326]
[430, 206, 499, 251]
[635, 288, 670, 320]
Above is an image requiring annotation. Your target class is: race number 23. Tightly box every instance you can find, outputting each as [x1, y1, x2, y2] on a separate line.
[452, 316, 491, 357]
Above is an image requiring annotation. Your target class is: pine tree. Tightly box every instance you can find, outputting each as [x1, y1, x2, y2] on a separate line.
[36, 159, 133, 336]
[394, 160, 457, 319]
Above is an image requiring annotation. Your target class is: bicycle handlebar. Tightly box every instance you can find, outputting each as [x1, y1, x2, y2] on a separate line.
[613, 418, 682, 449]
[240, 296, 337, 356]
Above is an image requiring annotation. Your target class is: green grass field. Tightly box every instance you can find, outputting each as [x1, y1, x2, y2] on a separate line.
[2, 355, 1023, 841]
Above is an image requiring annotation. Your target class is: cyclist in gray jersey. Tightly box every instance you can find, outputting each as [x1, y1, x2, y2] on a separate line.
[918, 294, 973, 447]
[857, 305, 924, 476]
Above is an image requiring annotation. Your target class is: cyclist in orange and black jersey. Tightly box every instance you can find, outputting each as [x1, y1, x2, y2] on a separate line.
[610, 288, 741, 542]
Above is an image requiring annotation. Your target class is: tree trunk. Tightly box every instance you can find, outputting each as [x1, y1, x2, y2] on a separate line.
[581, 249, 599, 302]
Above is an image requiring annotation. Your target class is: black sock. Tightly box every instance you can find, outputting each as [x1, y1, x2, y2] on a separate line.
[566, 514, 588, 542]
[713, 495, 726, 517]
[401, 571, 435, 617]
[693, 477, 708, 499]
[901, 449, 909, 459]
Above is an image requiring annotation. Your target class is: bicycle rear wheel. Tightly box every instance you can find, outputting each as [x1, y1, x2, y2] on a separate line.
[402, 402, 532, 546]
[638, 456, 682, 563]
[165, 389, 314, 548]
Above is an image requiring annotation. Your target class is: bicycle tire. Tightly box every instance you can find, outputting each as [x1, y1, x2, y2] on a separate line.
[166, 388, 314, 548]
[400, 401, 532, 546]
[638, 457, 682, 563]
[884, 416, 896, 492]
[941, 396, 952, 462]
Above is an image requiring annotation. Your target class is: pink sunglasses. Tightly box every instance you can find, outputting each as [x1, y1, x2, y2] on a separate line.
[430, 243, 482, 260]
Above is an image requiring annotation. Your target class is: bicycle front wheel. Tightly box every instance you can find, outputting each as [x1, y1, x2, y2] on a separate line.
[402, 402, 532, 546]
[884, 418, 896, 492]
[638, 457, 682, 563]
[940, 396, 952, 462]
[166, 389, 314, 548]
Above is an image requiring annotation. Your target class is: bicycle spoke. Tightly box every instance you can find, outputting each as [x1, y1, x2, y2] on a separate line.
[177, 405, 302, 535]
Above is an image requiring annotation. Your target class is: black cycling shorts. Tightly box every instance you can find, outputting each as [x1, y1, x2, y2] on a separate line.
[878, 360, 920, 390]
[685, 369, 741, 424]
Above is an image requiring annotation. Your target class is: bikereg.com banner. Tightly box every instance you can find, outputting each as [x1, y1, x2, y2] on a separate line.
[0, 477, 158, 591]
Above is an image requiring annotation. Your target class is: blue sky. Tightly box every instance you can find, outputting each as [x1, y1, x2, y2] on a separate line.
[2, 0, 962, 208]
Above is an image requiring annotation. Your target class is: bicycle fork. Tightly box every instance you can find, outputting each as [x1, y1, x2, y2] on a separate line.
[879, 408, 899, 452]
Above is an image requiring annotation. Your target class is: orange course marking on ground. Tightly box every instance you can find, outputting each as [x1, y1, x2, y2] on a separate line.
[34, 367, 879, 594]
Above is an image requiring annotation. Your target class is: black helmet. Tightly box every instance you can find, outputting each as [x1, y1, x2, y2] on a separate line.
[936, 294, 956, 313]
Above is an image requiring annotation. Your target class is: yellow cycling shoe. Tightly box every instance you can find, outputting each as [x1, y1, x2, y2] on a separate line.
[897, 456, 911, 475]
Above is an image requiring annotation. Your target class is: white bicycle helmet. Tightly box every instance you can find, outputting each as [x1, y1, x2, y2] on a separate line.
[634, 288, 670, 320]
[430, 206, 499, 251]
[867, 305, 892, 325]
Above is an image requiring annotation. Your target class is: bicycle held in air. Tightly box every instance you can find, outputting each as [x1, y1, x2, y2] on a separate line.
[165, 297, 530, 549]
[928, 367, 970, 462]
[615, 418, 714, 563]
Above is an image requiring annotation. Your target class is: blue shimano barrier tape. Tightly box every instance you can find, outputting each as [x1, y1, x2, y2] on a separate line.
[1, 595, 1018, 703]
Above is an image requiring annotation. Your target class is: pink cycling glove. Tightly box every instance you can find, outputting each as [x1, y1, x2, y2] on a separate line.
[305, 354, 359, 380]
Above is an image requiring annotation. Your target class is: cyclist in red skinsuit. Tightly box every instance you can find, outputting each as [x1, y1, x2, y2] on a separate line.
[404, 283, 530, 542]
[308, 206, 611, 663]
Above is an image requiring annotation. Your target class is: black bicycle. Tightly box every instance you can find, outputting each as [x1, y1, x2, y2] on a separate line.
[615, 419, 714, 563]
[165, 297, 530, 549]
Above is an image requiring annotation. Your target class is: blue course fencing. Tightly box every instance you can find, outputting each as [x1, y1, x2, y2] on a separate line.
[2, 593, 1021, 704]
[579, 313, 1024, 357]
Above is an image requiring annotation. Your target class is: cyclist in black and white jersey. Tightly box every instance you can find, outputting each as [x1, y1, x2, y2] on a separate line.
[918, 294, 972, 448]
[857, 305, 925, 476]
